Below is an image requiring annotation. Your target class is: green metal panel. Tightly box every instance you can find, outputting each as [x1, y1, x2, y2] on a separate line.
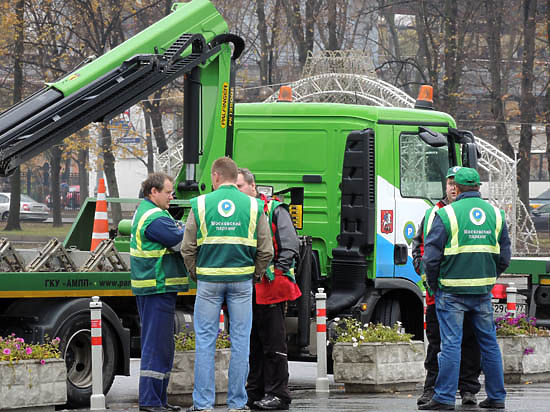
[505, 257, 550, 285]
[51, 0, 228, 96]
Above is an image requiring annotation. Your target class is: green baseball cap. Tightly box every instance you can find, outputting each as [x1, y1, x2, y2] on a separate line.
[446, 166, 462, 178]
[454, 167, 481, 186]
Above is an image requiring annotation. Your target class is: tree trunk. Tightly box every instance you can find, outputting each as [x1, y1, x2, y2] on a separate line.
[441, 0, 459, 115]
[517, 0, 537, 208]
[50, 147, 63, 228]
[327, 0, 338, 50]
[101, 125, 122, 228]
[546, 0, 550, 182]
[485, 0, 514, 158]
[144, 107, 155, 174]
[142, 90, 168, 154]
[256, 0, 269, 85]
[5, 0, 25, 231]
[77, 129, 89, 207]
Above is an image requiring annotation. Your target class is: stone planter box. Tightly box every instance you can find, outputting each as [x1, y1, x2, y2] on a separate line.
[167, 349, 230, 406]
[498, 336, 550, 384]
[333, 341, 424, 393]
[0, 359, 67, 411]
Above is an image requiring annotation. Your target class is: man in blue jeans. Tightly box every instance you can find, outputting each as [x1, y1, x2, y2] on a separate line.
[420, 167, 511, 410]
[182, 157, 273, 412]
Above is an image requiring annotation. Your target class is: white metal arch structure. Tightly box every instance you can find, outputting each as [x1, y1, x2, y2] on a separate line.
[263, 73, 415, 108]
[264, 73, 539, 255]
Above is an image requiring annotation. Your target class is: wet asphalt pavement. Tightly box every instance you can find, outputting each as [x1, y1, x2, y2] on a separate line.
[59, 359, 550, 412]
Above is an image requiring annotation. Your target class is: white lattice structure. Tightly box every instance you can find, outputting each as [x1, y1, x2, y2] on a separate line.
[264, 73, 539, 255]
[155, 142, 184, 177]
[264, 73, 415, 108]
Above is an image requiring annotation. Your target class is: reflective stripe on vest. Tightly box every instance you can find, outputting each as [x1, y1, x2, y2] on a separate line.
[195, 195, 258, 247]
[131, 278, 156, 288]
[132, 207, 167, 256]
[196, 266, 256, 275]
[425, 204, 441, 234]
[268, 264, 295, 276]
[443, 204, 502, 255]
[440, 277, 497, 287]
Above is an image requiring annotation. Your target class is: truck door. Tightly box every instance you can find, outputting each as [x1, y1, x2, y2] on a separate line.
[393, 126, 450, 283]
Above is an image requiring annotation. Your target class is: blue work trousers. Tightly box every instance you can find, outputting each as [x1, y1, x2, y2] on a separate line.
[433, 290, 506, 406]
[137, 292, 177, 407]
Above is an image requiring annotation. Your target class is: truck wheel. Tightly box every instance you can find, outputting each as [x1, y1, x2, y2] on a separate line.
[373, 297, 402, 327]
[58, 313, 118, 407]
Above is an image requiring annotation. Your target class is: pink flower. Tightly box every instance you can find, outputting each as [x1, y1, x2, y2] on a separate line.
[40, 359, 45, 365]
[3, 348, 11, 355]
[26, 347, 32, 355]
[15, 344, 20, 350]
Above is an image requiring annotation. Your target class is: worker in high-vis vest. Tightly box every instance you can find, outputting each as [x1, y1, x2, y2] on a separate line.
[236, 168, 301, 411]
[130, 172, 189, 412]
[412, 166, 481, 407]
[420, 167, 511, 411]
[181, 157, 273, 412]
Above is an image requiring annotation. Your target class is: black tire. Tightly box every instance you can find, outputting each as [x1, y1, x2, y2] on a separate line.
[373, 297, 402, 327]
[57, 312, 118, 408]
[1, 211, 8, 220]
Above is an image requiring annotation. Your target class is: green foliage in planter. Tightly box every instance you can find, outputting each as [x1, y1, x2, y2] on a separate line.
[175, 326, 231, 351]
[0, 334, 61, 364]
[332, 318, 413, 346]
[496, 313, 550, 337]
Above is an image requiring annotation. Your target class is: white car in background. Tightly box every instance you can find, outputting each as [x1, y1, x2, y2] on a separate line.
[0, 192, 50, 221]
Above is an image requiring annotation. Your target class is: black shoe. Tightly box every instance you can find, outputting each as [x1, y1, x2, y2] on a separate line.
[461, 391, 477, 405]
[254, 395, 290, 410]
[417, 388, 435, 405]
[140, 407, 170, 412]
[418, 399, 455, 410]
[185, 407, 213, 412]
[165, 404, 182, 411]
[479, 398, 505, 409]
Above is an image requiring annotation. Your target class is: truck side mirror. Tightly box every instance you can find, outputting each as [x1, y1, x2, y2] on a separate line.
[462, 142, 479, 169]
[418, 127, 447, 147]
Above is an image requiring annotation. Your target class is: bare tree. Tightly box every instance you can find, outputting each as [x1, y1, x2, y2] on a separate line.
[517, 0, 537, 208]
[546, 0, 550, 181]
[282, 0, 322, 68]
[5, 0, 24, 231]
[484, 0, 514, 158]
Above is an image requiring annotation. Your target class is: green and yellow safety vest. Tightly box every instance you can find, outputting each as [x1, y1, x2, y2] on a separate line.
[264, 198, 296, 282]
[190, 185, 263, 282]
[436, 196, 505, 294]
[130, 200, 188, 295]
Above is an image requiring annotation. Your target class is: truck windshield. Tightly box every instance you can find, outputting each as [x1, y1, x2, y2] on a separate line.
[400, 132, 449, 202]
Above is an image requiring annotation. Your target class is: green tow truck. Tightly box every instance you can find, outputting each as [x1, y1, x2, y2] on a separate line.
[0, 0, 548, 406]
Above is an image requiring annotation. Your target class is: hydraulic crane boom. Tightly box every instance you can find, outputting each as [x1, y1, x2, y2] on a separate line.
[0, 0, 243, 179]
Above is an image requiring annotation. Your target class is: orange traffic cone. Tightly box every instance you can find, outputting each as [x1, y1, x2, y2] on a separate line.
[90, 178, 109, 251]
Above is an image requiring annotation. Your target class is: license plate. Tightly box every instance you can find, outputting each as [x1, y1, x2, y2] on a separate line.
[492, 303, 526, 315]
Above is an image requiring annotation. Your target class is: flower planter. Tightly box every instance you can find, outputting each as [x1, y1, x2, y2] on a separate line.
[333, 341, 424, 393]
[497, 336, 550, 384]
[167, 348, 230, 406]
[0, 359, 67, 411]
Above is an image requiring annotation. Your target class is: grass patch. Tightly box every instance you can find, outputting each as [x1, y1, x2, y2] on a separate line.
[1, 221, 71, 239]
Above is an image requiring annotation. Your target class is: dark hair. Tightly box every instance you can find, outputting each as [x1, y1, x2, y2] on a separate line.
[456, 183, 480, 194]
[238, 167, 255, 185]
[142, 172, 173, 197]
[212, 157, 238, 182]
